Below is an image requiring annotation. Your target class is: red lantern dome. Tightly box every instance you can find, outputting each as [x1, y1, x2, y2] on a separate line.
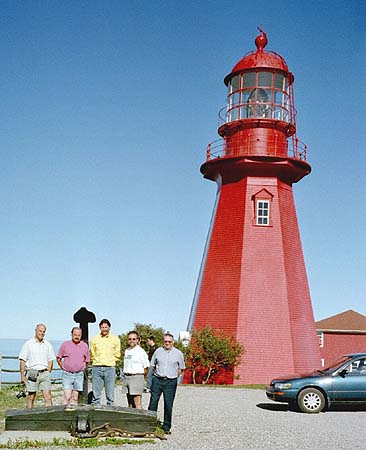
[226, 29, 291, 81]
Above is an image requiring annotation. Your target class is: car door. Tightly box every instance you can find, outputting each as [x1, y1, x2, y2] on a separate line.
[330, 357, 366, 402]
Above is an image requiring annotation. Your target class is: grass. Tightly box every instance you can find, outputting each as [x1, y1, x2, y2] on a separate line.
[0, 437, 154, 448]
[0, 386, 28, 423]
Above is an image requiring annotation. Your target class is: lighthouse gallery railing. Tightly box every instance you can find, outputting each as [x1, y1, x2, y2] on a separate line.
[206, 136, 307, 162]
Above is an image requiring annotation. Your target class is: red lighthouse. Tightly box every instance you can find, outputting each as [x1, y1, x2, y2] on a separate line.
[188, 29, 321, 384]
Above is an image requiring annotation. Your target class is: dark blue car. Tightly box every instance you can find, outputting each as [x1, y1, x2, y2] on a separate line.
[266, 353, 366, 413]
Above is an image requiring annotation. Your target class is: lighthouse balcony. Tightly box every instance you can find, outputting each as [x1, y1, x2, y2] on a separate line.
[205, 136, 307, 162]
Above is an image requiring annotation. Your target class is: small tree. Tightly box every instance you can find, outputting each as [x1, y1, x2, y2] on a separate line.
[185, 326, 244, 384]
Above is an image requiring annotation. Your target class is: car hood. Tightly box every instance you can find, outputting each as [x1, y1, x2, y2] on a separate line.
[270, 370, 323, 383]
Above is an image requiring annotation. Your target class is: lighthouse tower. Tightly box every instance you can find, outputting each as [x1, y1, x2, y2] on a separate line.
[188, 30, 320, 384]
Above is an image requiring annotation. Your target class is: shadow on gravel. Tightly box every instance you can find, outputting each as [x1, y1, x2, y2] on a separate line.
[256, 403, 290, 412]
[257, 403, 366, 413]
[328, 404, 366, 413]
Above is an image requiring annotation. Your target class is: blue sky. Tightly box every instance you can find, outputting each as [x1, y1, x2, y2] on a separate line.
[1, 0, 365, 340]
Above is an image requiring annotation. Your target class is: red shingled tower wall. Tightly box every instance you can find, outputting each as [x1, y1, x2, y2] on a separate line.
[188, 30, 321, 384]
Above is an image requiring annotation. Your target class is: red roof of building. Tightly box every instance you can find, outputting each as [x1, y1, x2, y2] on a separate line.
[316, 310, 366, 332]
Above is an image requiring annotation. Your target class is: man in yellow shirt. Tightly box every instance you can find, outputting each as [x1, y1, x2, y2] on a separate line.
[90, 319, 121, 405]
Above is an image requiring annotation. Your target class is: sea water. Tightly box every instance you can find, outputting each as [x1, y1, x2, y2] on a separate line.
[0, 338, 63, 385]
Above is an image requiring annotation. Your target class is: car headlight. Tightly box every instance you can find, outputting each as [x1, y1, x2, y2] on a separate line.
[274, 382, 292, 389]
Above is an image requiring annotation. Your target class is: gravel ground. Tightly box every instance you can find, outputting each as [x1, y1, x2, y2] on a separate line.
[2, 386, 366, 449]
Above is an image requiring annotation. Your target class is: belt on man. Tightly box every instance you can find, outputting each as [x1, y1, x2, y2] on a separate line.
[38, 369, 48, 373]
[124, 373, 144, 376]
[153, 374, 176, 380]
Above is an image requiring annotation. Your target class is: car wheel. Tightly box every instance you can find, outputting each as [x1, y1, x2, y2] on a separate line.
[297, 388, 325, 413]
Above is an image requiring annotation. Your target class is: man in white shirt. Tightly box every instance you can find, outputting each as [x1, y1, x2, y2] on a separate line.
[19, 323, 56, 409]
[123, 331, 149, 408]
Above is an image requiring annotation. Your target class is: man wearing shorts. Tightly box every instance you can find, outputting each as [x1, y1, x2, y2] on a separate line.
[123, 331, 149, 408]
[19, 323, 56, 409]
[57, 327, 90, 407]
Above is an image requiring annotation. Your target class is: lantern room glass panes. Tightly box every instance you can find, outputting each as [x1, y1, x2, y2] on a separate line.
[274, 73, 284, 89]
[247, 88, 271, 118]
[230, 75, 240, 92]
[258, 72, 272, 87]
[242, 72, 256, 88]
[227, 71, 291, 123]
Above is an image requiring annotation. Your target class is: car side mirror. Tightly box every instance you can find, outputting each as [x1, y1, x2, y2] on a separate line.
[338, 369, 348, 378]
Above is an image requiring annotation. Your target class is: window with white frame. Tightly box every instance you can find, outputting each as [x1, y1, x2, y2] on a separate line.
[256, 200, 270, 226]
[317, 331, 324, 348]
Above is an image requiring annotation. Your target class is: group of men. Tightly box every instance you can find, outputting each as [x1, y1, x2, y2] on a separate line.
[18, 319, 185, 434]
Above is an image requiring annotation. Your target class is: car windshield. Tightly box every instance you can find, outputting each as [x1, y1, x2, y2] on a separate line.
[322, 355, 353, 373]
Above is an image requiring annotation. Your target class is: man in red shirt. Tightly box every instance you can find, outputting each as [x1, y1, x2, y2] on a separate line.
[57, 327, 90, 406]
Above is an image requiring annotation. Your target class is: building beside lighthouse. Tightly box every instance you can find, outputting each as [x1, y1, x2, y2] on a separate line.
[188, 30, 321, 384]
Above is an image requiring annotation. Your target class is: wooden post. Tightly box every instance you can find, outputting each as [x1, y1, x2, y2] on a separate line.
[73, 307, 96, 403]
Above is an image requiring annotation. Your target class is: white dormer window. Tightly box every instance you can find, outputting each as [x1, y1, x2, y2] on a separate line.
[256, 200, 270, 226]
[252, 189, 273, 227]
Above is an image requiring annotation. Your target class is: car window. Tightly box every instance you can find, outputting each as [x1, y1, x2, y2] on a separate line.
[324, 355, 353, 373]
[344, 358, 366, 374]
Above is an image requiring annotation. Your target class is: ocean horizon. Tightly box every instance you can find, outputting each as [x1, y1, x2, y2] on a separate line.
[0, 338, 63, 385]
